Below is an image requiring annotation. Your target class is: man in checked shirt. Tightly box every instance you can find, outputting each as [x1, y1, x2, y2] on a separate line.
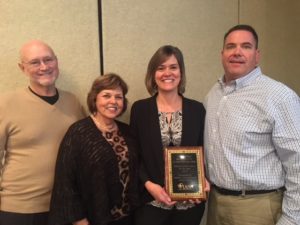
[204, 24, 300, 225]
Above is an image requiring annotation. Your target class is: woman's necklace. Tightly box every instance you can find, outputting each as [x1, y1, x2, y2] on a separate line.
[91, 115, 117, 132]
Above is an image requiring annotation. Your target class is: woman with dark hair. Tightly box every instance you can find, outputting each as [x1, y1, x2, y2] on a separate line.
[130, 45, 208, 225]
[48, 73, 139, 225]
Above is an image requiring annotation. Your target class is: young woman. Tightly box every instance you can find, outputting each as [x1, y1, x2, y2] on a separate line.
[130, 45, 207, 225]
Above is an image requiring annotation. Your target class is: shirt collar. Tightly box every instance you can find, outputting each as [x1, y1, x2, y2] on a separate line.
[218, 66, 262, 90]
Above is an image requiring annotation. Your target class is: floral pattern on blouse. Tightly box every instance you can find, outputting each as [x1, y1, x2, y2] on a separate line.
[149, 111, 195, 210]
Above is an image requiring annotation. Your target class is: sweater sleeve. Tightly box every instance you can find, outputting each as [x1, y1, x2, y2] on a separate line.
[48, 126, 86, 225]
[0, 95, 7, 174]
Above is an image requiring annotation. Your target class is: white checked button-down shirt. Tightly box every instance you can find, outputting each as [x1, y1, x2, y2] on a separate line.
[204, 67, 300, 225]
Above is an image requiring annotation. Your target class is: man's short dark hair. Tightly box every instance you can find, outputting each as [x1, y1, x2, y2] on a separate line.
[224, 24, 258, 49]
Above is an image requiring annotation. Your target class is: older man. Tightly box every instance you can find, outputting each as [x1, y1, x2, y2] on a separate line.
[0, 40, 85, 225]
[205, 25, 300, 225]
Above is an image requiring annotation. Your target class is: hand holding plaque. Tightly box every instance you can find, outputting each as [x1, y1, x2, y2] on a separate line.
[164, 146, 206, 201]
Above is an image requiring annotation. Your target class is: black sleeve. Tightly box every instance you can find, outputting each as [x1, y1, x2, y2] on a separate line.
[129, 102, 150, 185]
[48, 126, 85, 225]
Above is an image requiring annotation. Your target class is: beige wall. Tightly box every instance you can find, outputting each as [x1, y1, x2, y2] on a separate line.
[1, 0, 299, 120]
[0, 0, 100, 106]
[0, 1, 299, 225]
[103, 0, 237, 121]
[240, 0, 300, 95]
[103, 0, 300, 121]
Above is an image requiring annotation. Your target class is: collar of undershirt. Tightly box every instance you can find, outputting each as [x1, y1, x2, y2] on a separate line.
[28, 86, 59, 105]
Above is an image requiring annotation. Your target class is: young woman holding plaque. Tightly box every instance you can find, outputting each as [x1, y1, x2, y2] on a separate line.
[130, 45, 207, 225]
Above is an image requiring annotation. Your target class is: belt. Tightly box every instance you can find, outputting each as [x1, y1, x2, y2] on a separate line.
[213, 185, 285, 196]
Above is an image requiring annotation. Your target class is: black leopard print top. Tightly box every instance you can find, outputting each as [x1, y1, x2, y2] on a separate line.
[48, 116, 139, 225]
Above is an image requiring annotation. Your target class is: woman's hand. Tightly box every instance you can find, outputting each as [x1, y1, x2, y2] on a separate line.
[145, 181, 176, 206]
[73, 218, 90, 225]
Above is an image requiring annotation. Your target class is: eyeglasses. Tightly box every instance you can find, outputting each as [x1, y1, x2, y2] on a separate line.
[22, 56, 57, 68]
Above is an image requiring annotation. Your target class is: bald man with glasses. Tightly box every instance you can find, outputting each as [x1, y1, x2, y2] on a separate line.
[0, 40, 85, 225]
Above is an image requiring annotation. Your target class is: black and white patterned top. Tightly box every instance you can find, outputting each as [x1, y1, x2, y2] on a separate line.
[159, 111, 182, 147]
[149, 111, 195, 210]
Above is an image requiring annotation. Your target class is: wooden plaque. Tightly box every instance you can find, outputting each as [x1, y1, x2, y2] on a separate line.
[165, 146, 206, 201]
